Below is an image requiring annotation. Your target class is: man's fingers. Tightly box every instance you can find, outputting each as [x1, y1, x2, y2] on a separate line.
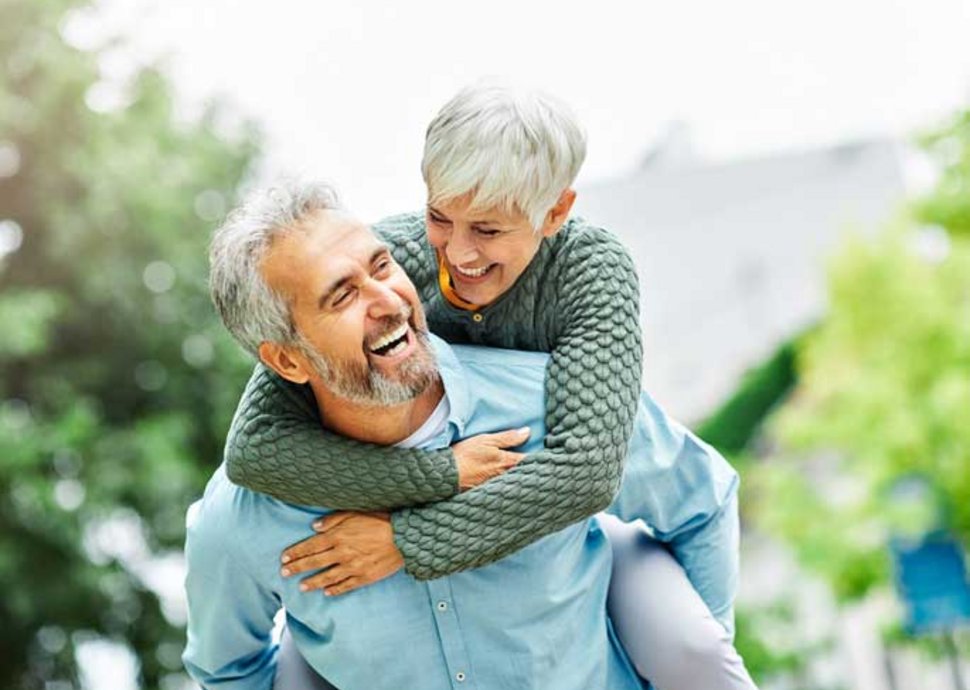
[312, 511, 355, 532]
[282, 547, 342, 577]
[300, 565, 353, 593]
[324, 577, 365, 597]
[281, 533, 335, 565]
[499, 450, 525, 468]
[487, 427, 531, 449]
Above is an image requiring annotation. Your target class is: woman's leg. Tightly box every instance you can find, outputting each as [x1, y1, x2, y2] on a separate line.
[274, 626, 341, 690]
[597, 513, 759, 690]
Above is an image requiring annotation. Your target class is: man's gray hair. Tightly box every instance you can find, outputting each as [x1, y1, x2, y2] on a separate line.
[422, 81, 587, 230]
[209, 180, 341, 356]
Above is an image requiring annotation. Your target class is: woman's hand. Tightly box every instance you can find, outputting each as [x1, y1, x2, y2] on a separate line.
[452, 427, 530, 490]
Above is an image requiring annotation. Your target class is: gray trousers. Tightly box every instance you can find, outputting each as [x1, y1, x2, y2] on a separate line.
[274, 515, 758, 690]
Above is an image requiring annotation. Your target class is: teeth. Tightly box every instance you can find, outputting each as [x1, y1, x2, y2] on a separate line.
[369, 323, 408, 352]
[455, 264, 492, 278]
[384, 340, 407, 357]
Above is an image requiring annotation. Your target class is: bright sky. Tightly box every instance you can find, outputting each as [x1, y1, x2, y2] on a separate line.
[75, 0, 970, 220]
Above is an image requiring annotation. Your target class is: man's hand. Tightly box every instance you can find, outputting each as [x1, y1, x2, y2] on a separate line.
[452, 427, 530, 490]
[280, 512, 403, 596]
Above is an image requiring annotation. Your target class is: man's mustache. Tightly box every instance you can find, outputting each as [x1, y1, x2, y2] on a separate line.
[364, 304, 415, 349]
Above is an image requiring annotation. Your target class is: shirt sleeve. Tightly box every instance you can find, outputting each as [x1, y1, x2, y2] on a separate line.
[605, 391, 741, 637]
[224, 364, 459, 511]
[391, 228, 643, 579]
[182, 506, 283, 690]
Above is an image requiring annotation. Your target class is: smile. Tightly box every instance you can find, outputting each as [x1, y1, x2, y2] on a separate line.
[453, 263, 496, 279]
[367, 323, 411, 358]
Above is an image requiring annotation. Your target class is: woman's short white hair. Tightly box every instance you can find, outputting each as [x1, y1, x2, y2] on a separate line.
[208, 180, 341, 356]
[422, 81, 587, 230]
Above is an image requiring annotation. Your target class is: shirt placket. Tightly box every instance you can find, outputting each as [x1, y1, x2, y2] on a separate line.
[425, 578, 478, 689]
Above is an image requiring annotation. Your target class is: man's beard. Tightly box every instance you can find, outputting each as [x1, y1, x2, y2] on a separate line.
[298, 308, 440, 406]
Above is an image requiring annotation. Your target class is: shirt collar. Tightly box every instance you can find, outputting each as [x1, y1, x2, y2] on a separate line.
[428, 333, 471, 438]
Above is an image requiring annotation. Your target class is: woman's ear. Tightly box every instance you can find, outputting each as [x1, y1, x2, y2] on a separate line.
[541, 189, 577, 238]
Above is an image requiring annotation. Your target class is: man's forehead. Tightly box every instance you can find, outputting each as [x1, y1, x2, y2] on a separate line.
[262, 216, 381, 292]
[286, 213, 380, 257]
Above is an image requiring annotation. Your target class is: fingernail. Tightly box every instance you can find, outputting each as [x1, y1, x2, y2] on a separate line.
[281, 554, 290, 564]
[519, 427, 530, 434]
[312, 521, 324, 530]
[300, 583, 309, 592]
[281, 567, 290, 577]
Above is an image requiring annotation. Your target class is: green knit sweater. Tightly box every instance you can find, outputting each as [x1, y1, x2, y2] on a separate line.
[224, 212, 643, 580]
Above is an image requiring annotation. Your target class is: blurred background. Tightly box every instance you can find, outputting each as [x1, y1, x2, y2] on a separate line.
[2, 0, 969, 688]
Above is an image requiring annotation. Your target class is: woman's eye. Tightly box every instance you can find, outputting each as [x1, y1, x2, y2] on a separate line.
[475, 228, 500, 237]
[429, 214, 451, 226]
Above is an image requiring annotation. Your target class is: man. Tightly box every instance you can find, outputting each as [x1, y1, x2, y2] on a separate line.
[184, 182, 745, 689]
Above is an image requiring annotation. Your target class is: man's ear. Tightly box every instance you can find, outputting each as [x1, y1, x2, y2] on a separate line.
[540, 188, 577, 238]
[258, 342, 311, 384]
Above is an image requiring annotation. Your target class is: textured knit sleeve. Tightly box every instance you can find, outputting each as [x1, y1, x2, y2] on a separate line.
[392, 228, 643, 579]
[223, 216, 461, 512]
[223, 364, 458, 510]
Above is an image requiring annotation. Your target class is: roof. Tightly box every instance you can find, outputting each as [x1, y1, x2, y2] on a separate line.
[575, 138, 907, 420]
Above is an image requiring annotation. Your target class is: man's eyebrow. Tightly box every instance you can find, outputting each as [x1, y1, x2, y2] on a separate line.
[317, 273, 353, 310]
[316, 247, 389, 309]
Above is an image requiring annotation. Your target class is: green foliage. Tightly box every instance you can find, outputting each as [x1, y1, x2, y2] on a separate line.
[913, 110, 970, 236]
[0, 1, 261, 687]
[0, 290, 64, 359]
[733, 602, 837, 688]
[755, 225, 970, 600]
[697, 338, 799, 458]
[729, 109, 970, 671]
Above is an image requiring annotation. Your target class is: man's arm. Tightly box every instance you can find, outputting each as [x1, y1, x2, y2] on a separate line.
[606, 391, 741, 636]
[183, 502, 282, 690]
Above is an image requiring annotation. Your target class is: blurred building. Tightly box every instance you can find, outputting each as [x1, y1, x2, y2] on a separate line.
[575, 127, 908, 422]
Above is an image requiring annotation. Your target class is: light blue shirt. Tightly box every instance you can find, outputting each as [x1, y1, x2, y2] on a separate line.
[183, 337, 739, 690]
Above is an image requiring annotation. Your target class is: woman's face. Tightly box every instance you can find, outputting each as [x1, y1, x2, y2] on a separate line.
[425, 192, 573, 306]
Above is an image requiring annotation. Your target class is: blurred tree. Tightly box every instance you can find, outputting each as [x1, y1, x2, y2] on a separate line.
[913, 110, 970, 237]
[697, 338, 799, 459]
[751, 108, 970, 601]
[0, 0, 260, 688]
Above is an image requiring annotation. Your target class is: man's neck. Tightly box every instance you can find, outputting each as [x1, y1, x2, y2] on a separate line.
[308, 378, 445, 445]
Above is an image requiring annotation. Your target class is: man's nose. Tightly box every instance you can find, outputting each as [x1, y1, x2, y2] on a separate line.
[366, 279, 405, 318]
[444, 226, 478, 266]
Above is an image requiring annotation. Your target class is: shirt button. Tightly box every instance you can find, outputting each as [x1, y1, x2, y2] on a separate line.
[472, 313, 483, 323]
[456, 671, 466, 682]
[436, 601, 448, 612]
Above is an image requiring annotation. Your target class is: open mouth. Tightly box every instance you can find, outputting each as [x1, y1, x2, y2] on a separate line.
[367, 323, 410, 358]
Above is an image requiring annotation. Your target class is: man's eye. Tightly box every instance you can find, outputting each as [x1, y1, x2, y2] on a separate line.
[428, 213, 451, 226]
[374, 259, 391, 275]
[333, 289, 356, 307]
[474, 228, 500, 237]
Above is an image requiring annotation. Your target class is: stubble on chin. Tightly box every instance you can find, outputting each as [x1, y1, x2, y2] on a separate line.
[301, 328, 439, 406]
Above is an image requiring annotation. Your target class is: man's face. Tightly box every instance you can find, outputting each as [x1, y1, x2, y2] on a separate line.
[426, 195, 559, 306]
[260, 210, 438, 405]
